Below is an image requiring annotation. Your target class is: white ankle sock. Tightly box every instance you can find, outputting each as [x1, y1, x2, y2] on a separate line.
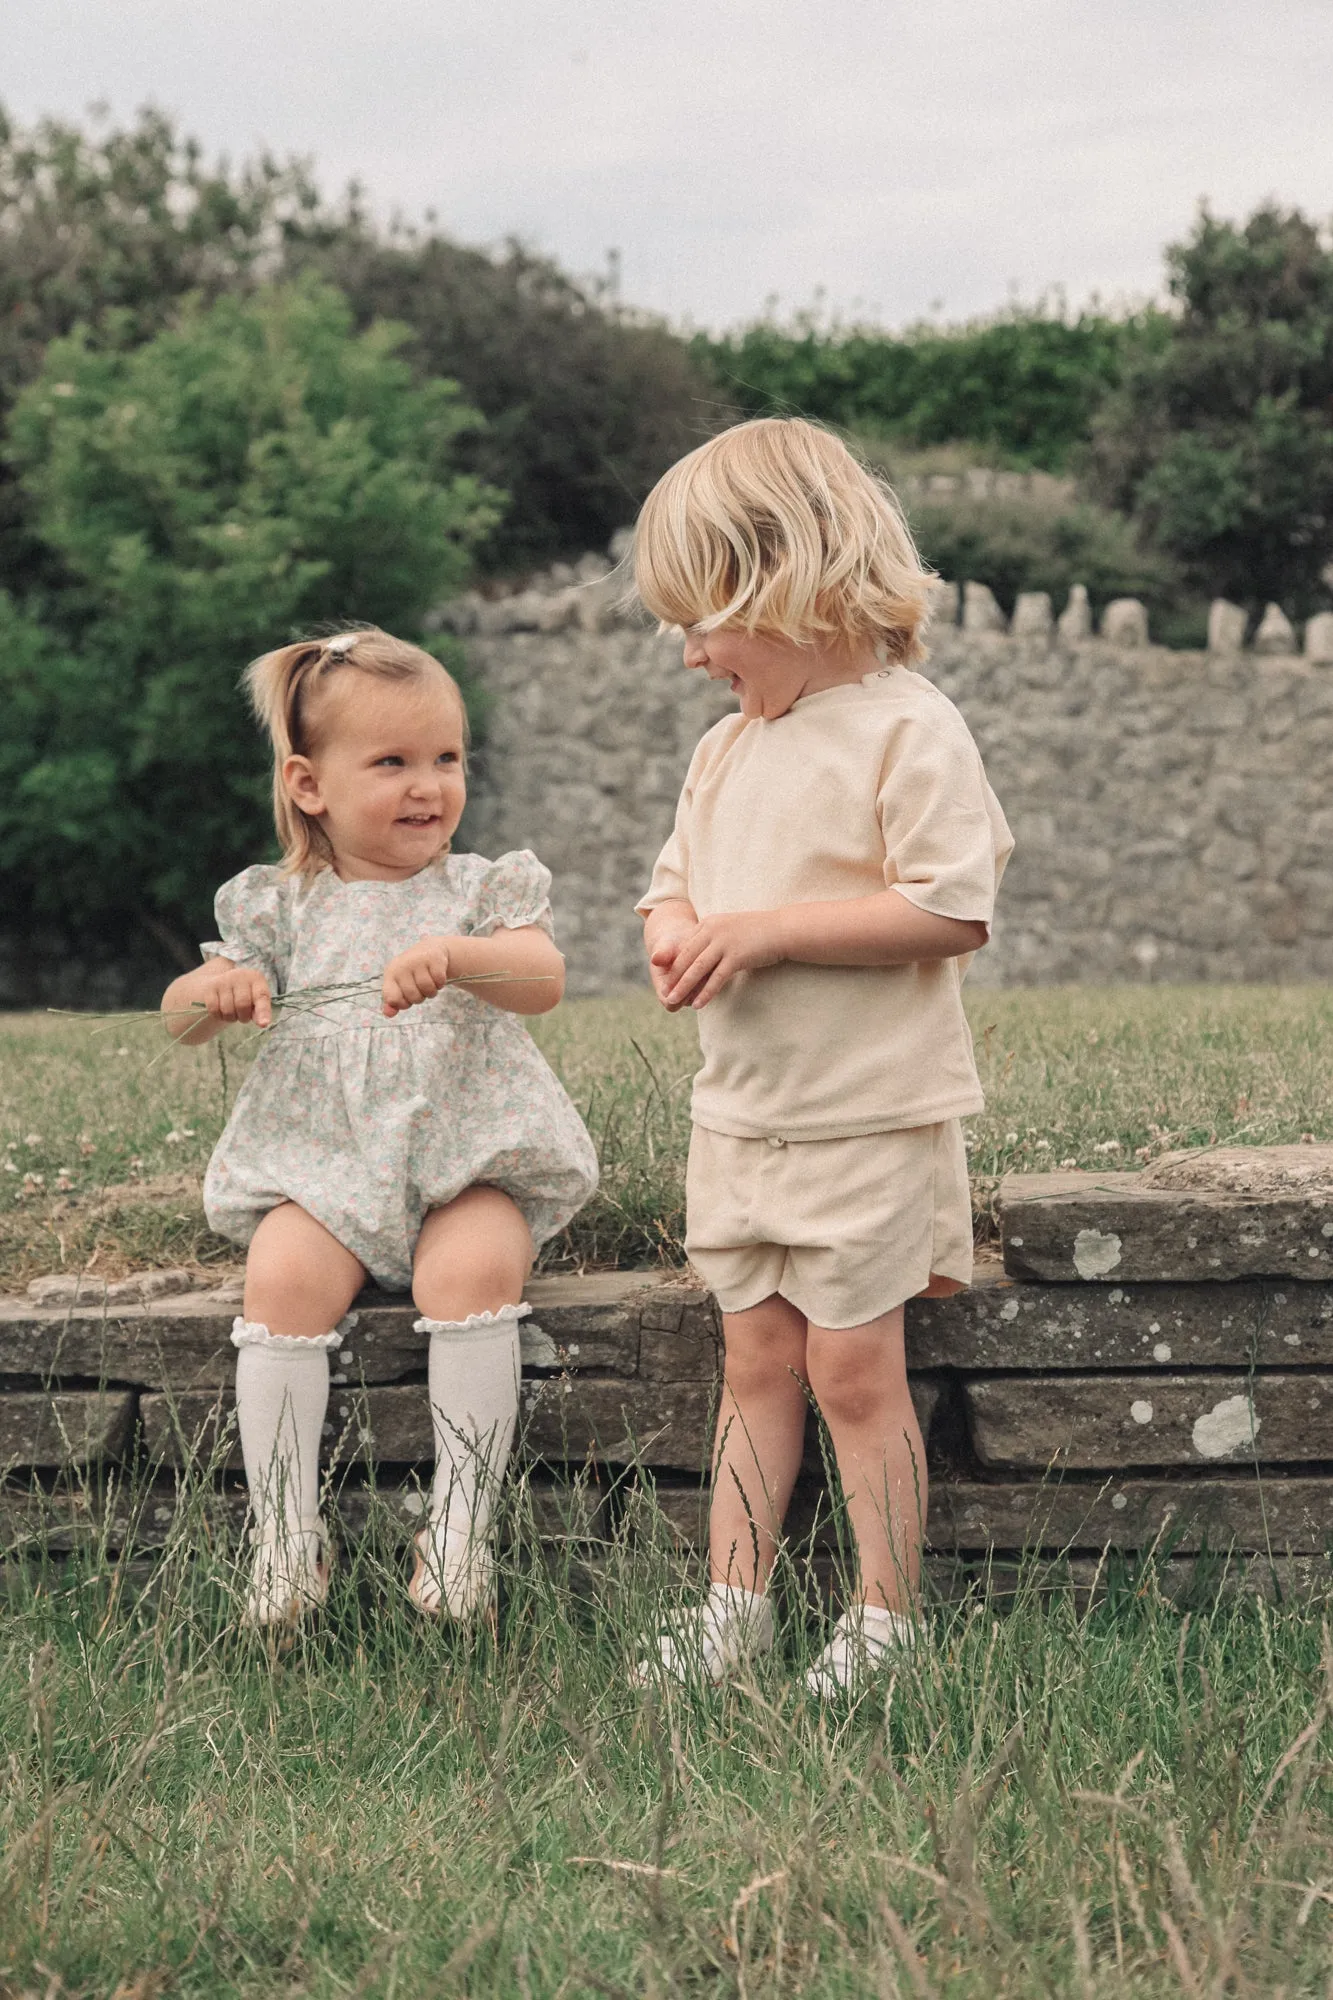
[416, 1305, 524, 1614]
[231, 1317, 339, 1533]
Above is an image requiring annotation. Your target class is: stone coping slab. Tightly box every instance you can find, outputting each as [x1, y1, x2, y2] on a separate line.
[9, 1260, 1333, 1387]
[1000, 1168, 1333, 1283]
[965, 1370, 1333, 1470]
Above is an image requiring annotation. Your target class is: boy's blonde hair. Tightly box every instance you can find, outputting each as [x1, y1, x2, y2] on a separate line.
[243, 626, 467, 877]
[633, 417, 931, 664]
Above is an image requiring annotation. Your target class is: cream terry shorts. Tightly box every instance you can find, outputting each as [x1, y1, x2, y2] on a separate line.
[684, 1120, 973, 1330]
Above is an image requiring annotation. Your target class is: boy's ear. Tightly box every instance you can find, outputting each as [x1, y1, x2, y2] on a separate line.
[282, 754, 325, 817]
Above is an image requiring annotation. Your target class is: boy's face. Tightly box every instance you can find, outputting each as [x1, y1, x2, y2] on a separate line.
[681, 624, 867, 720]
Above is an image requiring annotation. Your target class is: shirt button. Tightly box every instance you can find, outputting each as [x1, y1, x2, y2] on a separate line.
[769, 1135, 787, 1148]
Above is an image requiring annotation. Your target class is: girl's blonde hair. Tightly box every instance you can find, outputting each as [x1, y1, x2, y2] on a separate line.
[633, 417, 931, 663]
[243, 626, 467, 877]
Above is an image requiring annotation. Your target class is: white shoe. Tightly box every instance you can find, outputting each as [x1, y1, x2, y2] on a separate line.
[805, 1604, 917, 1697]
[242, 1519, 329, 1631]
[409, 1526, 496, 1620]
[633, 1584, 775, 1687]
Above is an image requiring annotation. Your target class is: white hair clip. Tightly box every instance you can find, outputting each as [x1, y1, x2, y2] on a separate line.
[324, 633, 359, 660]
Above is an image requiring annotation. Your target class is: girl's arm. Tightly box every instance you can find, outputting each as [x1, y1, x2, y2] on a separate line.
[382, 927, 565, 1018]
[161, 959, 273, 1044]
[660, 892, 988, 1011]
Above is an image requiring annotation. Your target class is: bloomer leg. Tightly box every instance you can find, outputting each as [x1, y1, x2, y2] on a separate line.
[410, 1187, 533, 1616]
[234, 1203, 366, 1629]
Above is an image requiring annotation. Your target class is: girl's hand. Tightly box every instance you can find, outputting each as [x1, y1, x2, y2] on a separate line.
[382, 937, 452, 1017]
[663, 911, 785, 1009]
[201, 965, 273, 1029]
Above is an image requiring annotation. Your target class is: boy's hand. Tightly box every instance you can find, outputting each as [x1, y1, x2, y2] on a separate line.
[201, 965, 273, 1029]
[647, 927, 697, 1009]
[663, 911, 785, 1009]
[383, 937, 452, 1017]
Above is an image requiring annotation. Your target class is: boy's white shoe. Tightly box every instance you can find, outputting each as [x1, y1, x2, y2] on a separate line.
[634, 1582, 775, 1687]
[805, 1603, 917, 1697]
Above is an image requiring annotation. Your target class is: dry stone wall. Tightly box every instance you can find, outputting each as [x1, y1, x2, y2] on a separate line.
[452, 565, 1333, 992]
[6, 1161, 1333, 1601]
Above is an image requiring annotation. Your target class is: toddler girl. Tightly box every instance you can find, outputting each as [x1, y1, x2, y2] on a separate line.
[162, 627, 598, 1630]
[633, 419, 1013, 1694]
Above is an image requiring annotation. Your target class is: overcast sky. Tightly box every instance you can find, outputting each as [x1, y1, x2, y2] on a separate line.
[9, 0, 1332, 331]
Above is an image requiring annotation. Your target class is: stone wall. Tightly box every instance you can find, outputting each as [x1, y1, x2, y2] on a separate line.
[453, 566, 1333, 992]
[6, 1162, 1333, 1601]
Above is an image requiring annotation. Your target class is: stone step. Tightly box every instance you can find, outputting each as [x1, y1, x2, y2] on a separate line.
[999, 1169, 1333, 1284]
[965, 1371, 1333, 1470]
[9, 1265, 1332, 1385]
[0, 1390, 135, 1467]
[136, 1376, 943, 1478]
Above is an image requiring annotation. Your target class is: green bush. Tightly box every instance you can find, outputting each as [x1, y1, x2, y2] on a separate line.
[1085, 204, 1333, 615]
[696, 309, 1143, 470]
[0, 279, 499, 960]
[306, 233, 714, 571]
[901, 486, 1182, 626]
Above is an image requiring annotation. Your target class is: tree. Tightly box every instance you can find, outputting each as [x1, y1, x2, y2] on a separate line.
[0, 279, 501, 960]
[307, 232, 714, 568]
[1085, 204, 1333, 615]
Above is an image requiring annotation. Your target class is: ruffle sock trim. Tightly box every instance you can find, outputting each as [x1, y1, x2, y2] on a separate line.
[414, 1304, 530, 1338]
[230, 1317, 344, 1352]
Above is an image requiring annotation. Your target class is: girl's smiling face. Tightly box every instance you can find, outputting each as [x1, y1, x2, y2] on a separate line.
[282, 670, 468, 881]
[681, 623, 877, 720]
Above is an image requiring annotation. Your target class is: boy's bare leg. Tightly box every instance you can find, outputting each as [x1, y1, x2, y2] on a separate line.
[243, 1201, 367, 1334]
[709, 1295, 811, 1592]
[805, 1306, 926, 1614]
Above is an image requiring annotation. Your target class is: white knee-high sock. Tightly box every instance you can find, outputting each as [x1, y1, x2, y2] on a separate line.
[416, 1305, 524, 1614]
[231, 1318, 340, 1545]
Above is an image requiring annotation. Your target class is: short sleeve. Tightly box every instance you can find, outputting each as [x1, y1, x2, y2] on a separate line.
[636, 753, 699, 917]
[200, 866, 290, 991]
[468, 850, 555, 939]
[877, 716, 1014, 931]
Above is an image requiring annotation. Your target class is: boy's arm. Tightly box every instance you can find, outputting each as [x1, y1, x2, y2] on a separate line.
[660, 892, 988, 1011]
[641, 898, 699, 1009]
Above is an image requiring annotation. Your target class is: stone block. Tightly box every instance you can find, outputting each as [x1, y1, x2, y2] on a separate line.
[637, 1279, 721, 1382]
[926, 579, 960, 627]
[519, 1376, 717, 1470]
[1254, 603, 1297, 655]
[907, 1269, 1333, 1369]
[1000, 1160, 1333, 1282]
[1306, 612, 1333, 664]
[0, 1391, 134, 1468]
[1099, 599, 1148, 647]
[965, 1371, 1333, 1470]
[1208, 600, 1248, 652]
[1056, 585, 1092, 642]
[1010, 592, 1052, 639]
[928, 1472, 1333, 1554]
[962, 582, 1006, 634]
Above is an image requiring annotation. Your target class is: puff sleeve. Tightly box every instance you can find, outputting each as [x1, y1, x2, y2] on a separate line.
[877, 713, 1014, 930]
[200, 866, 291, 992]
[468, 850, 555, 939]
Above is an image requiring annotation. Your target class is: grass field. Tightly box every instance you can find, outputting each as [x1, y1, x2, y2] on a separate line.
[4, 984, 1333, 1995]
[3, 984, 1333, 1290]
[3, 1485, 1333, 1996]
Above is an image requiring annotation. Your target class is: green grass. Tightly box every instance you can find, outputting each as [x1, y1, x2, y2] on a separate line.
[4, 987, 1333, 1990]
[2, 985, 1332, 1289]
[2, 1477, 1332, 1996]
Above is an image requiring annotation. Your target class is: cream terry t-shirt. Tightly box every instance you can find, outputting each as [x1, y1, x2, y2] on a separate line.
[637, 667, 1014, 1141]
